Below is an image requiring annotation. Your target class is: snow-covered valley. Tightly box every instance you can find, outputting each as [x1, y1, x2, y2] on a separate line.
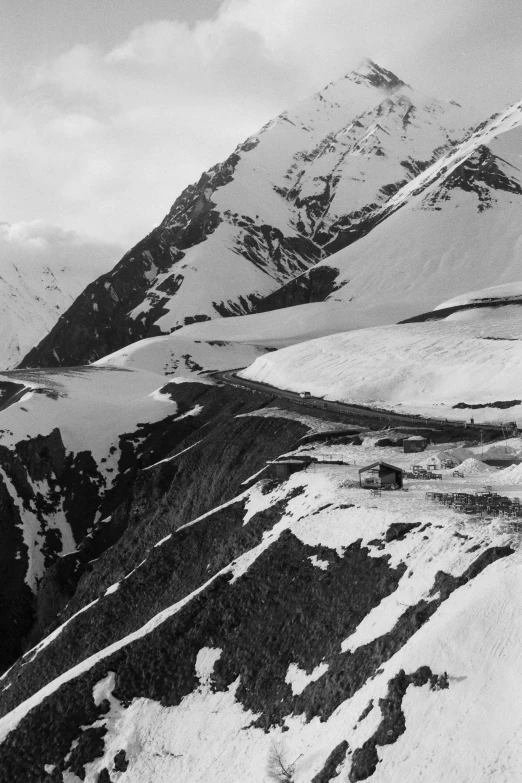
[2, 57, 522, 783]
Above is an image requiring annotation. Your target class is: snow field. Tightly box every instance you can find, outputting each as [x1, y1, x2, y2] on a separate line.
[240, 305, 522, 424]
[0, 367, 177, 466]
[94, 332, 270, 376]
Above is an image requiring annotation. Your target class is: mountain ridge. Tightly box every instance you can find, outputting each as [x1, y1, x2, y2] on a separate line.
[20, 61, 479, 368]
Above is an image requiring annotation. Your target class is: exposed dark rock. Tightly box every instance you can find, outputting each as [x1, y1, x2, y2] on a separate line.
[0, 471, 33, 672]
[453, 400, 521, 410]
[349, 666, 449, 781]
[385, 523, 420, 543]
[250, 266, 342, 313]
[357, 700, 374, 722]
[65, 726, 108, 781]
[0, 528, 513, 782]
[14, 428, 66, 483]
[399, 299, 522, 325]
[353, 60, 408, 92]
[113, 749, 128, 772]
[312, 740, 350, 782]
[0, 381, 28, 413]
[424, 145, 522, 212]
[0, 383, 315, 706]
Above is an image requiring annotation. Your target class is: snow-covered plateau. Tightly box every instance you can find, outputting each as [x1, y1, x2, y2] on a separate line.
[240, 293, 522, 424]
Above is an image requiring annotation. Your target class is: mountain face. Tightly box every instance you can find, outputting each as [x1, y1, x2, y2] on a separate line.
[0, 369, 327, 674]
[0, 366, 190, 672]
[3, 61, 522, 783]
[0, 243, 113, 370]
[21, 60, 480, 368]
[253, 102, 522, 324]
[0, 390, 518, 783]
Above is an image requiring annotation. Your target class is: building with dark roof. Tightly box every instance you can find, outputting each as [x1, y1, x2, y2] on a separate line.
[358, 461, 404, 489]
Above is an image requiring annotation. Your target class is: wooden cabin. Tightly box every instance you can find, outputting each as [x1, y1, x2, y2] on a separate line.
[403, 436, 428, 453]
[265, 459, 308, 481]
[358, 461, 403, 490]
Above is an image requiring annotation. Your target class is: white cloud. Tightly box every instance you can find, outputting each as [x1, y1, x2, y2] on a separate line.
[0, 220, 121, 274]
[1, 0, 521, 248]
[1, 220, 78, 248]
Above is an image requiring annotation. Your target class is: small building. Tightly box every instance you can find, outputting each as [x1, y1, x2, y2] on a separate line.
[403, 436, 428, 453]
[265, 459, 308, 481]
[358, 461, 404, 490]
[299, 391, 311, 398]
[313, 453, 345, 465]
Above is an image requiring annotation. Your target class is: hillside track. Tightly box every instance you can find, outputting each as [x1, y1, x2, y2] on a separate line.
[215, 371, 508, 437]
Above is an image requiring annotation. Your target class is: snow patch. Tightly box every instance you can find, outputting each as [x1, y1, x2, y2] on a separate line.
[195, 647, 222, 686]
[308, 555, 329, 570]
[285, 662, 329, 696]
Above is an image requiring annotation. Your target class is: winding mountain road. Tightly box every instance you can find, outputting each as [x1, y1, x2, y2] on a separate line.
[215, 370, 510, 437]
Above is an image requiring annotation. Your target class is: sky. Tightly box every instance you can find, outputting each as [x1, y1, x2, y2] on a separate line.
[1, 0, 521, 269]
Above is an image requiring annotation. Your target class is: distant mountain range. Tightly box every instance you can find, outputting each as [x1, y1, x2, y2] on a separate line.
[0, 232, 114, 369]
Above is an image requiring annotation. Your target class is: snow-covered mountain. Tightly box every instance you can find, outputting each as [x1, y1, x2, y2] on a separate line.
[256, 101, 522, 325]
[21, 60, 480, 368]
[0, 237, 115, 369]
[3, 61, 522, 783]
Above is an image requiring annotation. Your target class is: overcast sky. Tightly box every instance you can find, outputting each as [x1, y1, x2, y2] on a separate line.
[1, 0, 521, 264]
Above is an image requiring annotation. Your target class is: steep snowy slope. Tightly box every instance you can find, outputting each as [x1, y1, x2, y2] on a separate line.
[95, 301, 380, 375]
[0, 372, 328, 676]
[0, 243, 114, 370]
[241, 298, 522, 423]
[93, 332, 271, 376]
[22, 61, 479, 368]
[0, 366, 186, 671]
[0, 430, 520, 783]
[256, 101, 522, 324]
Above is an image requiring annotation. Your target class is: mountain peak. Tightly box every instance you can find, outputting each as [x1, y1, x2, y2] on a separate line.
[351, 58, 409, 92]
